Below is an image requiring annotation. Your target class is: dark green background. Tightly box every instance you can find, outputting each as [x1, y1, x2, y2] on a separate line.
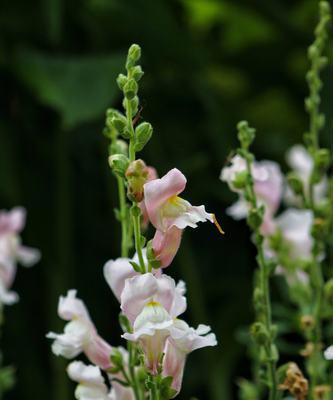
[1, 0, 333, 398]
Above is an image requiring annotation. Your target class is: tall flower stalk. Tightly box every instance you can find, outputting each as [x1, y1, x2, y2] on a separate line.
[48, 44, 219, 400]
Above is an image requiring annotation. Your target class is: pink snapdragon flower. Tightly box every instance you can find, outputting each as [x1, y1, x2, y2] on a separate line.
[275, 208, 313, 261]
[47, 290, 112, 369]
[285, 145, 328, 205]
[0, 207, 40, 305]
[220, 156, 283, 235]
[143, 168, 219, 267]
[67, 361, 112, 400]
[163, 319, 217, 395]
[121, 273, 186, 373]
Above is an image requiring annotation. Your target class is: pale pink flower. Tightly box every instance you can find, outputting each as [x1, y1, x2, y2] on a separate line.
[220, 156, 283, 235]
[324, 345, 333, 360]
[123, 301, 173, 374]
[286, 145, 328, 205]
[143, 168, 216, 267]
[47, 290, 112, 369]
[0, 207, 40, 305]
[120, 273, 186, 324]
[104, 258, 137, 302]
[163, 319, 217, 395]
[275, 209, 313, 261]
[67, 361, 112, 400]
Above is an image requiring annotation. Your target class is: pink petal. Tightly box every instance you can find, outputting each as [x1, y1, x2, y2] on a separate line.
[144, 169, 186, 230]
[152, 227, 182, 268]
[0, 207, 26, 235]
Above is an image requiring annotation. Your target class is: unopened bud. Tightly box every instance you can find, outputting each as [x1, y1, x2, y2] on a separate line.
[135, 122, 153, 151]
[250, 322, 269, 345]
[126, 44, 141, 69]
[232, 171, 248, 190]
[108, 154, 129, 177]
[147, 240, 161, 269]
[111, 115, 127, 134]
[110, 139, 128, 156]
[109, 348, 123, 373]
[124, 78, 138, 100]
[237, 121, 255, 149]
[247, 207, 263, 230]
[132, 65, 144, 81]
[314, 148, 330, 172]
[117, 73, 128, 90]
[300, 315, 315, 331]
[126, 159, 149, 202]
[287, 172, 304, 196]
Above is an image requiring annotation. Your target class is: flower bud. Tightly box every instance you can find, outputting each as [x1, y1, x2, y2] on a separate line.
[135, 122, 153, 152]
[126, 160, 149, 202]
[111, 115, 127, 134]
[237, 121, 255, 149]
[124, 79, 138, 100]
[232, 170, 248, 190]
[109, 348, 123, 373]
[311, 217, 329, 239]
[108, 154, 130, 177]
[109, 139, 128, 156]
[300, 315, 315, 331]
[126, 44, 141, 69]
[132, 65, 144, 82]
[287, 172, 304, 196]
[250, 322, 269, 345]
[314, 148, 330, 172]
[117, 73, 127, 90]
[146, 240, 161, 269]
[247, 207, 263, 230]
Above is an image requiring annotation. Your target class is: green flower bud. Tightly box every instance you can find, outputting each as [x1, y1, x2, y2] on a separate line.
[237, 121, 255, 149]
[111, 115, 127, 134]
[314, 148, 330, 172]
[250, 322, 269, 345]
[232, 170, 248, 190]
[108, 154, 130, 177]
[247, 207, 263, 230]
[109, 139, 128, 156]
[287, 172, 304, 196]
[124, 78, 138, 100]
[132, 65, 144, 82]
[109, 348, 123, 373]
[119, 314, 132, 333]
[130, 96, 139, 117]
[311, 217, 329, 239]
[126, 44, 141, 70]
[126, 160, 149, 202]
[134, 122, 153, 151]
[147, 239, 161, 269]
[116, 73, 127, 90]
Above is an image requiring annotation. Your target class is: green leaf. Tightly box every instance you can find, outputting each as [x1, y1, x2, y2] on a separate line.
[13, 48, 124, 129]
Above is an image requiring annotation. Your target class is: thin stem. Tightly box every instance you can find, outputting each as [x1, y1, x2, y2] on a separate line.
[132, 210, 146, 273]
[245, 155, 278, 400]
[117, 175, 129, 258]
[128, 343, 144, 400]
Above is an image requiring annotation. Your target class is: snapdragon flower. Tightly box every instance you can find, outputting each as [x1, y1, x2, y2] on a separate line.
[120, 273, 186, 373]
[67, 361, 112, 400]
[220, 156, 283, 235]
[143, 168, 218, 267]
[275, 208, 313, 261]
[324, 345, 333, 360]
[0, 207, 40, 305]
[163, 319, 217, 395]
[47, 290, 112, 369]
[285, 145, 328, 205]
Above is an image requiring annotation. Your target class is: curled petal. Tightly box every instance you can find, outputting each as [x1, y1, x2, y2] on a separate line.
[144, 169, 187, 230]
[104, 258, 137, 302]
[58, 290, 91, 321]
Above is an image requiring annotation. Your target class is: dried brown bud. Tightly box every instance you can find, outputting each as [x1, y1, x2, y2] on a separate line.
[125, 159, 149, 202]
[300, 342, 315, 357]
[314, 385, 331, 400]
[300, 315, 315, 331]
[279, 362, 308, 400]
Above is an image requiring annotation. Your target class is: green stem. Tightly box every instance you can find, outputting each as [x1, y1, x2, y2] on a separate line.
[132, 210, 146, 273]
[117, 175, 129, 258]
[128, 343, 144, 400]
[245, 156, 278, 400]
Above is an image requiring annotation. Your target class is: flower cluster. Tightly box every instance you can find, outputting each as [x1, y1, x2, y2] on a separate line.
[0, 207, 40, 307]
[47, 44, 218, 400]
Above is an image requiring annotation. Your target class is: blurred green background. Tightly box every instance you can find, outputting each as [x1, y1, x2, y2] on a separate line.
[1, 0, 333, 399]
